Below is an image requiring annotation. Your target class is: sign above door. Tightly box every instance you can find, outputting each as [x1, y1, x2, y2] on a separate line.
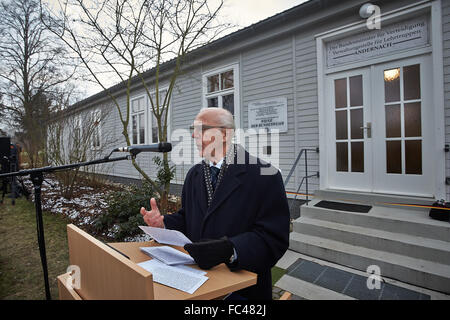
[326, 16, 429, 68]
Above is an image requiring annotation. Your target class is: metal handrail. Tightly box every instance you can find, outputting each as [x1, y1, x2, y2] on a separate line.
[284, 147, 319, 206]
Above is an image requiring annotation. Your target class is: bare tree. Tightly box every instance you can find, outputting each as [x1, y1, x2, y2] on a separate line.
[0, 0, 78, 168]
[47, 105, 115, 199]
[41, 0, 229, 213]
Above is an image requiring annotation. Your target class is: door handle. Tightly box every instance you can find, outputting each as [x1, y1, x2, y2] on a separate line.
[360, 122, 371, 138]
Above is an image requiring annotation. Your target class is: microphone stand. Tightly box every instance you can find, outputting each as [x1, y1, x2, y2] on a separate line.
[0, 152, 136, 300]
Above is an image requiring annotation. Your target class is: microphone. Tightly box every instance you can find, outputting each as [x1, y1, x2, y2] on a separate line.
[113, 142, 172, 155]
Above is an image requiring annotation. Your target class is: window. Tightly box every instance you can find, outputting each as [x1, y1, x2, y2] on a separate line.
[149, 89, 170, 143]
[131, 96, 146, 145]
[203, 64, 240, 125]
[91, 109, 101, 149]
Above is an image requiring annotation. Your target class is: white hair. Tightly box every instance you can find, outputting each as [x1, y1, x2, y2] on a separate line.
[196, 107, 235, 129]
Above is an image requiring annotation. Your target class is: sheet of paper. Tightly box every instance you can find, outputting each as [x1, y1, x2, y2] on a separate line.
[137, 259, 208, 294]
[139, 226, 192, 247]
[140, 246, 195, 265]
[173, 264, 207, 276]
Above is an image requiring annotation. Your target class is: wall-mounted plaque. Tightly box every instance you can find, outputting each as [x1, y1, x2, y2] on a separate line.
[248, 97, 287, 133]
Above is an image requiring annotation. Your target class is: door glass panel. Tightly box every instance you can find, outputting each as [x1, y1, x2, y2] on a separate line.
[384, 68, 400, 103]
[336, 110, 348, 140]
[386, 140, 401, 174]
[350, 75, 363, 107]
[351, 142, 364, 172]
[334, 78, 347, 109]
[404, 102, 421, 137]
[351, 109, 363, 139]
[403, 64, 421, 101]
[336, 142, 348, 172]
[405, 140, 422, 174]
[385, 104, 401, 138]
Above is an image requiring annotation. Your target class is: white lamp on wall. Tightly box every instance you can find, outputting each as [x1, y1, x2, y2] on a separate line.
[359, 3, 376, 19]
[359, 3, 381, 30]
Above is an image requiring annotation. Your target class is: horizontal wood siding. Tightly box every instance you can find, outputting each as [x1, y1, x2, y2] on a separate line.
[241, 37, 297, 191]
[294, 31, 319, 197]
[443, 0, 450, 200]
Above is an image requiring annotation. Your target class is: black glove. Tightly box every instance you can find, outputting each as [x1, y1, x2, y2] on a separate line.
[184, 237, 234, 270]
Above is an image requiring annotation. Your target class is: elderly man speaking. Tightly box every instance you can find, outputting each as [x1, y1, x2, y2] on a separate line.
[140, 107, 290, 300]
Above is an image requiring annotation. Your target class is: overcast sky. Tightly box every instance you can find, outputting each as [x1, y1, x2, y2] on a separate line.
[79, 0, 310, 97]
[221, 0, 309, 31]
[57, 0, 310, 98]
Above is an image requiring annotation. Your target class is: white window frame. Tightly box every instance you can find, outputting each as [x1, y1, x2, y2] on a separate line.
[148, 87, 172, 144]
[202, 63, 240, 128]
[129, 95, 147, 145]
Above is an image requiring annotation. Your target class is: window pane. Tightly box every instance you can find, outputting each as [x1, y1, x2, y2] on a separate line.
[207, 75, 219, 93]
[350, 75, 363, 107]
[132, 115, 137, 145]
[336, 142, 348, 172]
[223, 94, 234, 115]
[385, 104, 401, 138]
[334, 78, 347, 109]
[207, 97, 218, 108]
[351, 142, 364, 173]
[384, 68, 400, 103]
[95, 129, 100, 147]
[132, 97, 143, 113]
[152, 128, 158, 143]
[336, 110, 347, 140]
[386, 140, 401, 174]
[152, 114, 158, 143]
[161, 107, 168, 132]
[403, 64, 421, 101]
[221, 70, 234, 90]
[405, 140, 422, 175]
[350, 108, 363, 139]
[404, 102, 421, 137]
[139, 114, 145, 144]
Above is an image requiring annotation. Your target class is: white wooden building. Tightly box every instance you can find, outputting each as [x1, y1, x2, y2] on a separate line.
[64, 0, 450, 295]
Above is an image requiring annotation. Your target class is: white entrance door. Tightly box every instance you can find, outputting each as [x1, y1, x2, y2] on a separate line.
[327, 68, 372, 192]
[372, 56, 433, 197]
[326, 55, 434, 197]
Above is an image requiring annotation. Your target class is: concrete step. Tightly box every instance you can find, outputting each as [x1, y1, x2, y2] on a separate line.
[300, 199, 450, 242]
[314, 189, 435, 207]
[289, 232, 450, 294]
[294, 217, 450, 265]
[275, 274, 355, 300]
[276, 250, 450, 300]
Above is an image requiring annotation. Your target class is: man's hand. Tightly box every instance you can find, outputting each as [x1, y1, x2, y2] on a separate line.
[184, 237, 234, 270]
[140, 197, 165, 228]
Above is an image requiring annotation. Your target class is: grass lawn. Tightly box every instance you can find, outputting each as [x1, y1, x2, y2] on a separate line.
[271, 266, 286, 287]
[0, 197, 70, 300]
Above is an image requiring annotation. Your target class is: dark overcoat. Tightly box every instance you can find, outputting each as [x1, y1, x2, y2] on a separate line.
[164, 147, 290, 300]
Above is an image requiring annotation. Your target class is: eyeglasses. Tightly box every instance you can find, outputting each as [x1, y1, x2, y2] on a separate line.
[189, 125, 234, 134]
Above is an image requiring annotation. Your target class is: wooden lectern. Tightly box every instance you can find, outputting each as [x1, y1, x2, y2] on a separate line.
[57, 224, 257, 300]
